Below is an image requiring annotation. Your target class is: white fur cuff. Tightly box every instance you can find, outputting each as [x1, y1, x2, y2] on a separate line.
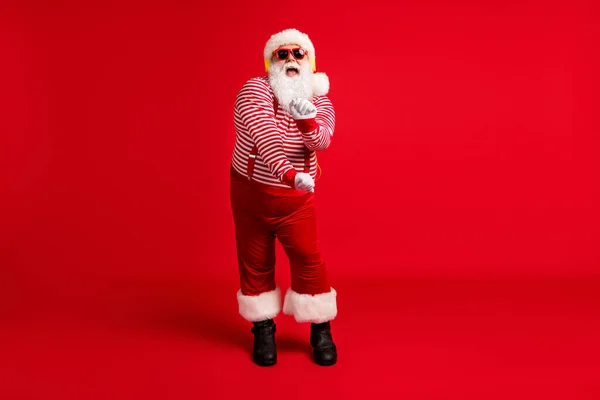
[237, 286, 282, 322]
[283, 288, 337, 323]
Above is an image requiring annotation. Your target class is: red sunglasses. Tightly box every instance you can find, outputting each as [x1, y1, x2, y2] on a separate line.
[272, 47, 307, 61]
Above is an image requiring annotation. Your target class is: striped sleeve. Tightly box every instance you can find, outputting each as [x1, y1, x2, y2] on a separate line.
[295, 95, 335, 151]
[235, 79, 297, 187]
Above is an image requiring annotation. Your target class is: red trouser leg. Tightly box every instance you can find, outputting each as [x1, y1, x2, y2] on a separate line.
[275, 195, 337, 323]
[233, 210, 277, 296]
[277, 198, 331, 295]
[230, 170, 277, 296]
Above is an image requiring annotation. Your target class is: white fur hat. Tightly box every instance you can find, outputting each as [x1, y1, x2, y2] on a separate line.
[263, 28, 330, 96]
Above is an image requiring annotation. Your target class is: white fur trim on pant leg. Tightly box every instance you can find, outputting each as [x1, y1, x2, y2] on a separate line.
[283, 288, 337, 323]
[237, 286, 281, 322]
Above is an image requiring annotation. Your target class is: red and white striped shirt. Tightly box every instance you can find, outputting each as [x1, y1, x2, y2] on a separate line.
[231, 76, 335, 189]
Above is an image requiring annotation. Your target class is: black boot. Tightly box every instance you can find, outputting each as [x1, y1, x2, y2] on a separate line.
[310, 321, 337, 366]
[251, 319, 277, 366]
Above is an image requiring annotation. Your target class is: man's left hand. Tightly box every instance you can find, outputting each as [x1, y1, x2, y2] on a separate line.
[290, 98, 317, 120]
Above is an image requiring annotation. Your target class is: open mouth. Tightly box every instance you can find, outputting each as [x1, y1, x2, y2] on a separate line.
[285, 66, 299, 77]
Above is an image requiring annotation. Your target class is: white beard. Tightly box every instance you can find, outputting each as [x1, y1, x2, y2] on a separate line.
[268, 61, 313, 112]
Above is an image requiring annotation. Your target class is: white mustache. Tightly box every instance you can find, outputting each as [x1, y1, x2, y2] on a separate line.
[284, 61, 300, 70]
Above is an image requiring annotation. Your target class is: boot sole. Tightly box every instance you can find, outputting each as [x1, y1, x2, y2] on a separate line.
[315, 359, 337, 366]
[314, 355, 337, 366]
[254, 358, 277, 366]
[256, 361, 277, 366]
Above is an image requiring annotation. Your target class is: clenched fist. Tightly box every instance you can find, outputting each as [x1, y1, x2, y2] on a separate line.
[290, 98, 317, 120]
[294, 172, 315, 192]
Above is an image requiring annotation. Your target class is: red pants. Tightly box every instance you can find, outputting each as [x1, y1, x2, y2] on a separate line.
[230, 167, 330, 296]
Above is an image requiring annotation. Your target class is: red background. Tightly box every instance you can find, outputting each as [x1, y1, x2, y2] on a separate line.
[1, 1, 599, 399]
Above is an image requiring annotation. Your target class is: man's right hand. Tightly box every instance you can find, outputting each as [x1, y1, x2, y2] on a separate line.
[290, 98, 317, 120]
[294, 172, 315, 192]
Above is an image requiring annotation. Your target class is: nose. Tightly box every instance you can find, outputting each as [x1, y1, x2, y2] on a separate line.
[286, 52, 296, 61]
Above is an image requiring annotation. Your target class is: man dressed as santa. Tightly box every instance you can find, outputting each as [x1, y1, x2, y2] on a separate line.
[229, 28, 338, 366]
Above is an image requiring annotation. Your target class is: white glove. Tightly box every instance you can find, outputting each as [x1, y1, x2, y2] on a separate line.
[294, 172, 315, 192]
[290, 98, 317, 120]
